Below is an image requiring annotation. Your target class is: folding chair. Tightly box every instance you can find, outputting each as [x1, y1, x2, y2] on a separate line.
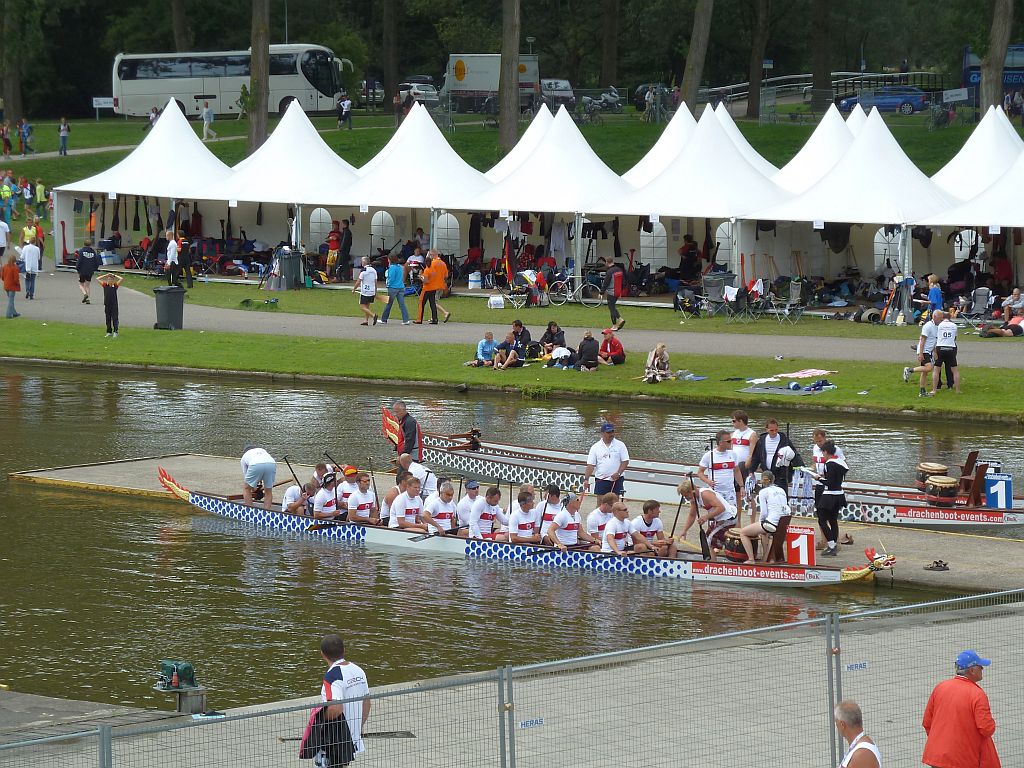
[698, 274, 728, 317]
[768, 278, 805, 324]
[725, 285, 756, 323]
[957, 287, 993, 331]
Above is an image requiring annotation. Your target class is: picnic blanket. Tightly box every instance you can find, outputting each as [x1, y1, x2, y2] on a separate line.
[775, 368, 837, 379]
[738, 385, 824, 396]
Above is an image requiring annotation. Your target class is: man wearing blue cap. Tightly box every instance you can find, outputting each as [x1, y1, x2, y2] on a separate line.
[922, 650, 1000, 768]
[584, 423, 630, 498]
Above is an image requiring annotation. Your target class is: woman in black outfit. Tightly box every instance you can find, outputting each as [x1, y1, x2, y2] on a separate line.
[814, 441, 847, 557]
[540, 321, 566, 354]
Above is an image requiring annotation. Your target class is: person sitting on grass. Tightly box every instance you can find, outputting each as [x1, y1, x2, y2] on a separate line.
[577, 330, 600, 372]
[598, 328, 626, 366]
[493, 332, 523, 370]
[644, 343, 672, 382]
[980, 307, 1024, 338]
[540, 320, 566, 354]
[467, 331, 497, 367]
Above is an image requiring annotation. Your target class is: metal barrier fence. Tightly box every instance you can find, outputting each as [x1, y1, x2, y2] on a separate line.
[3, 590, 1021, 767]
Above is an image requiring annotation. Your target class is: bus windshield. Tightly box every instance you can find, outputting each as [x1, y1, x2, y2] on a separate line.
[301, 50, 337, 97]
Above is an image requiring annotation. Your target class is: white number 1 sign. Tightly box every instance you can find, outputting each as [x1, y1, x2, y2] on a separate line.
[786, 525, 816, 567]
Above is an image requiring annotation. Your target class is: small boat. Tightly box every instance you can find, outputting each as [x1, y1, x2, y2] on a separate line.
[157, 469, 894, 589]
[420, 433, 1024, 530]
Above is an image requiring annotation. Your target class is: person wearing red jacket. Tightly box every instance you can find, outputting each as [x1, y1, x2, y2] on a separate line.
[598, 328, 625, 366]
[922, 650, 1000, 768]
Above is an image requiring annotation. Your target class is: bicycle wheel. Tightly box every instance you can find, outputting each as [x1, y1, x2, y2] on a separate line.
[589, 112, 604, 127]
[547, 280, 570, 306]
[579, 283, 604, 308]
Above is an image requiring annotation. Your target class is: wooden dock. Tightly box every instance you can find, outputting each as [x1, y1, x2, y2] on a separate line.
[7, 454, 1024, 591]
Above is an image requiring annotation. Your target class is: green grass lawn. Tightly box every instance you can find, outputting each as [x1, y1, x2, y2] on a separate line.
[0, 320, 1017, 421]
[116, 273, 974, 343]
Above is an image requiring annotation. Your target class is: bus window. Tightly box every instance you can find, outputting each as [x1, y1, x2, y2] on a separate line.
[117, 60, 137, 80]
[301, 50, 335, 96]
[225, 56, 250, 77]
[270, 54, 297, 75]
[193, 56, 226, 77]
[135, 58, 192, 79]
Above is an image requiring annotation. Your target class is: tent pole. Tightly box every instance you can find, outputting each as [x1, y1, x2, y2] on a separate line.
[294, 204, 303, 249]
[573, 211, 584, 281]
[429, 208, 439, 251]
[732, 218, 741, 279]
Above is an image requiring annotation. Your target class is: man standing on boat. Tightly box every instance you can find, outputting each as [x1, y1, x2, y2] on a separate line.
[922, 650, 1000, 768]
[240, 444, 277, 509]
[584, 423, 630, 497]
[398, 452, 437, 498]
[389, 400, 422, 461]
[697, 430, 743, 512]
[747, 419, 802, 494]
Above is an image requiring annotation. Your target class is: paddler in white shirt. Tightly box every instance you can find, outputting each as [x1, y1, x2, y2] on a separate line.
[507, 491, 542, 543]
[585, 493, 617, 544]
[282, 481, 316, 515]
[535, 484, 564, 539]
[677, 478, 738, 561]
[421, 481, 457, 534]
[544, 492, 599, 552]
[337, 465, 360, 508]
[312, 473, 341, 520]
[469, 486, 509, 540]
[388, 476, 432, 534]
[601, 502, 637, 555]
[346, 471, 379, 524]
[631, 500, 678, 558]
[455, 479, 481, 534]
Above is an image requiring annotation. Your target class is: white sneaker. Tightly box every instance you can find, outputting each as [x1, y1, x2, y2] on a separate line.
[902, 366, 911, 383]
[112, 332, 118, 338]
[105, 333, 112, 338]
[402, 321, 412, 325]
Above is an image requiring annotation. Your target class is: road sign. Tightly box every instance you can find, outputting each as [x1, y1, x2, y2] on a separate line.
[984, 473, 1013, 509]
[942, 87, 969, 104]
[762, 59, 774, 70]
[92, 96, 114, 109]
[786, 524, 815, 567]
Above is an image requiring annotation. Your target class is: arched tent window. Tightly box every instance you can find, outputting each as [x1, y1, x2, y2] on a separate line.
[434, 213, 460, 255]
[715, 222, 733, 267]
[370, 210, 396, 251]
[873, 226, 900, 273]
[308, 208, 332, 247]
[639, 221, 668, 268]
[951, 229, 984, 263]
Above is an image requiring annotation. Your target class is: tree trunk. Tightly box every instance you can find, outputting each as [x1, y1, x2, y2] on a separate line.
[745, 0, 771, 119]
[248, 0, 270, 153]
[981, 0, 1013, 109]
[381, 0, 400, 101]
[810, 0, 830, 112]
[498, 0, 521, 153]
[0, 0, 25, 120]
[680, 0, 714, 113]
[170, 0, 191, 52]
[600, 0, 619, 87]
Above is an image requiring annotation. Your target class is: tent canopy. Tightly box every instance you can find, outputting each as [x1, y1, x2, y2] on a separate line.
[344, 103, 490, 210]
[485, 105, 554, 182]
[771, 104, 853, 194]
[621, 104, 697, 187]
[750, 108, 958, 224]
[845, 104, 868, 136]
[195, 100, 358, 205]
[590, 104, 790, 218]
[471, 105, 633, 213]
[56, 98, 231, 199]
[930, 105, 1024, 199]
[714, 103, 778, 177]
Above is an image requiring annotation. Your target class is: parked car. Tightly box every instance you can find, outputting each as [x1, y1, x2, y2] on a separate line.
[540, 79, 576, 110]
[356, 79, 385, 108]
[839, 86, 929, 115]
[403, 74, 436, 86]
[633, 83, 670, 111]
[398, 82, 440, 110]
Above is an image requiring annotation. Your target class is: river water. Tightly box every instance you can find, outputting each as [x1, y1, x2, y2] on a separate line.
[0, 363, 1015, 709]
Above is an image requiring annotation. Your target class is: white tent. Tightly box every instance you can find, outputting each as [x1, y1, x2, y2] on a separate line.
[343, 103, 490, 209]
[485, 105, 554, 182]
[470, 105, 633, 214]
[195, 101, 358, 205]
[714, 102, 778, 177]
[622, 104, 697, 187]
[916, 142, 1024, 227]
[771, 105, 853, 194]
[750, 108, 958, 225]
[590, 104, 790, 219]
[930, 105, 1024, 199]
[56, 99, 231, 199]
[845, 104, 868, 136]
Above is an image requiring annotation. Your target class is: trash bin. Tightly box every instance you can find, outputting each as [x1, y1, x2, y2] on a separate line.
[153, 285, 187, 330]
[278, 249, 303, 290]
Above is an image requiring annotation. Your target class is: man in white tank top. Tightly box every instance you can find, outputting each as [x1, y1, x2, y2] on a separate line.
[834, 700, 881, 768]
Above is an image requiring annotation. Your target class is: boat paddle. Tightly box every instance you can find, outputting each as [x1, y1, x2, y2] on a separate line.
[367, 456, 382, 522]
[282, 455, 302, 488]
[321, 450, 345, 520]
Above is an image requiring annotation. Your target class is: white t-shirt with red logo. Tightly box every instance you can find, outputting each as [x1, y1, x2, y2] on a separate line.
[631, 514, 664, 542]
[313, 487, 339, 518]
[699, 449, 739, 503]
[388, 491, 423, 528]
[347, 488, 377, 521]
[550, 508, 582, 546]
[586, 508, 613, 539]
[601, 516, 634, 553]
[469, 500, 508, 539]
[508, 507, 542, 540]
[424, 496, 457, 531]
[730, 427, 756, 465]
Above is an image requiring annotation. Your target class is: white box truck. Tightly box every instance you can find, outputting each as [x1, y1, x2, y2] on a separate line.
[439, 53, 540, 113]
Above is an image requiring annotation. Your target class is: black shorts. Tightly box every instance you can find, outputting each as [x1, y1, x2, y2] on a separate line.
[359, 294, 375, 305]
[1007, 324, 1023, 337]
[934, 347, 958, 368]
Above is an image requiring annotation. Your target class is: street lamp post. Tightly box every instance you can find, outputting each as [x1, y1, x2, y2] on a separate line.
[526, 36, 535, 55]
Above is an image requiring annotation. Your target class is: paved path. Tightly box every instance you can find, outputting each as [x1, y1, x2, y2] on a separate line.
[11, 270, 1024, 369]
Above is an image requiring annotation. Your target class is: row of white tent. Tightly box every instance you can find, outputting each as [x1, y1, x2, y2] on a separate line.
[54, 96, 1024, 278]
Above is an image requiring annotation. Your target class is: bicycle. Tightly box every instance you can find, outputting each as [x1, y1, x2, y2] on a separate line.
[547, 276, 604, 308]
[925, 104, 950, 131]
[499, 283, 531, 309]
[573, 102, 604, 127]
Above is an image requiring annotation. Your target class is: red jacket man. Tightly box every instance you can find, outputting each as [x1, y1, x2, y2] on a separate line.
[922, 650, 1000, 768]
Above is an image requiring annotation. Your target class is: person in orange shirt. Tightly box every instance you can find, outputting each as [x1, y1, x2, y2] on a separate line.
[922, 649, 1000, 768]
[415, 249, 450, 324]
[2, 252, 21, 317]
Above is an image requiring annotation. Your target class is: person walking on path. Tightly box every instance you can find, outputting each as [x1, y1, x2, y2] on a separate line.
[21, 235, 40, 300]
[75, 239, 98, 303]
[313, 634, 370, 765]
[380, 253, 411, 325]
[0, 215, 8, 258]
[834, 700, 881, 768]
[2, 252, 21, 318]
[415, 251, 450, 324]
[601, 256, 626, 330]
[98, 272, 123, 337]
[337, 94, 353, 130]
[905, 309, 941, 397]
[200, 101, 217, 141]
[930, 312, 961, 395]
[57, 118, 71, 156]
[353, 256, 378, 326]
[922, 650, 1000, 768]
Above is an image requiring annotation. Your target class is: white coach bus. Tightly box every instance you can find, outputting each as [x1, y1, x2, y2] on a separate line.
[112, 43, 353, 117]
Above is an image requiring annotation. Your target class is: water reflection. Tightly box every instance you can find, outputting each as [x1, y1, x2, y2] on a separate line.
[0, 364, 995, 708]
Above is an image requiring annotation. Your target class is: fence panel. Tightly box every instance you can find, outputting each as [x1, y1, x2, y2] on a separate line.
[0, 729, 101, 768]
[509, 619, 831, 768]
[837, 591, 1024, 768]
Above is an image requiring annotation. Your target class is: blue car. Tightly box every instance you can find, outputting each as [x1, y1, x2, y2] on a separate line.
[839, 86, 929, 115]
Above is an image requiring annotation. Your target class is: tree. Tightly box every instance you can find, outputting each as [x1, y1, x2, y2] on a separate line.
[680, 0, 714, 112]
[0, 0, 45, 120]
[498, 0, 520, 152]
[981, 0, 1013, 109]
[600, 0, 620, 87]
[248, 0, 269, 153]
[170, 0, 191, 51]
[744, 0, 771, 118]
[809, 0, 830, 112]
[381, 0, 400, 104]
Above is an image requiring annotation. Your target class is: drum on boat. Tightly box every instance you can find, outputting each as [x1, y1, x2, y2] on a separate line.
[916, 462, 949, 491]
[723, 529, 757, 563]
[925, 475, 959, 507]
